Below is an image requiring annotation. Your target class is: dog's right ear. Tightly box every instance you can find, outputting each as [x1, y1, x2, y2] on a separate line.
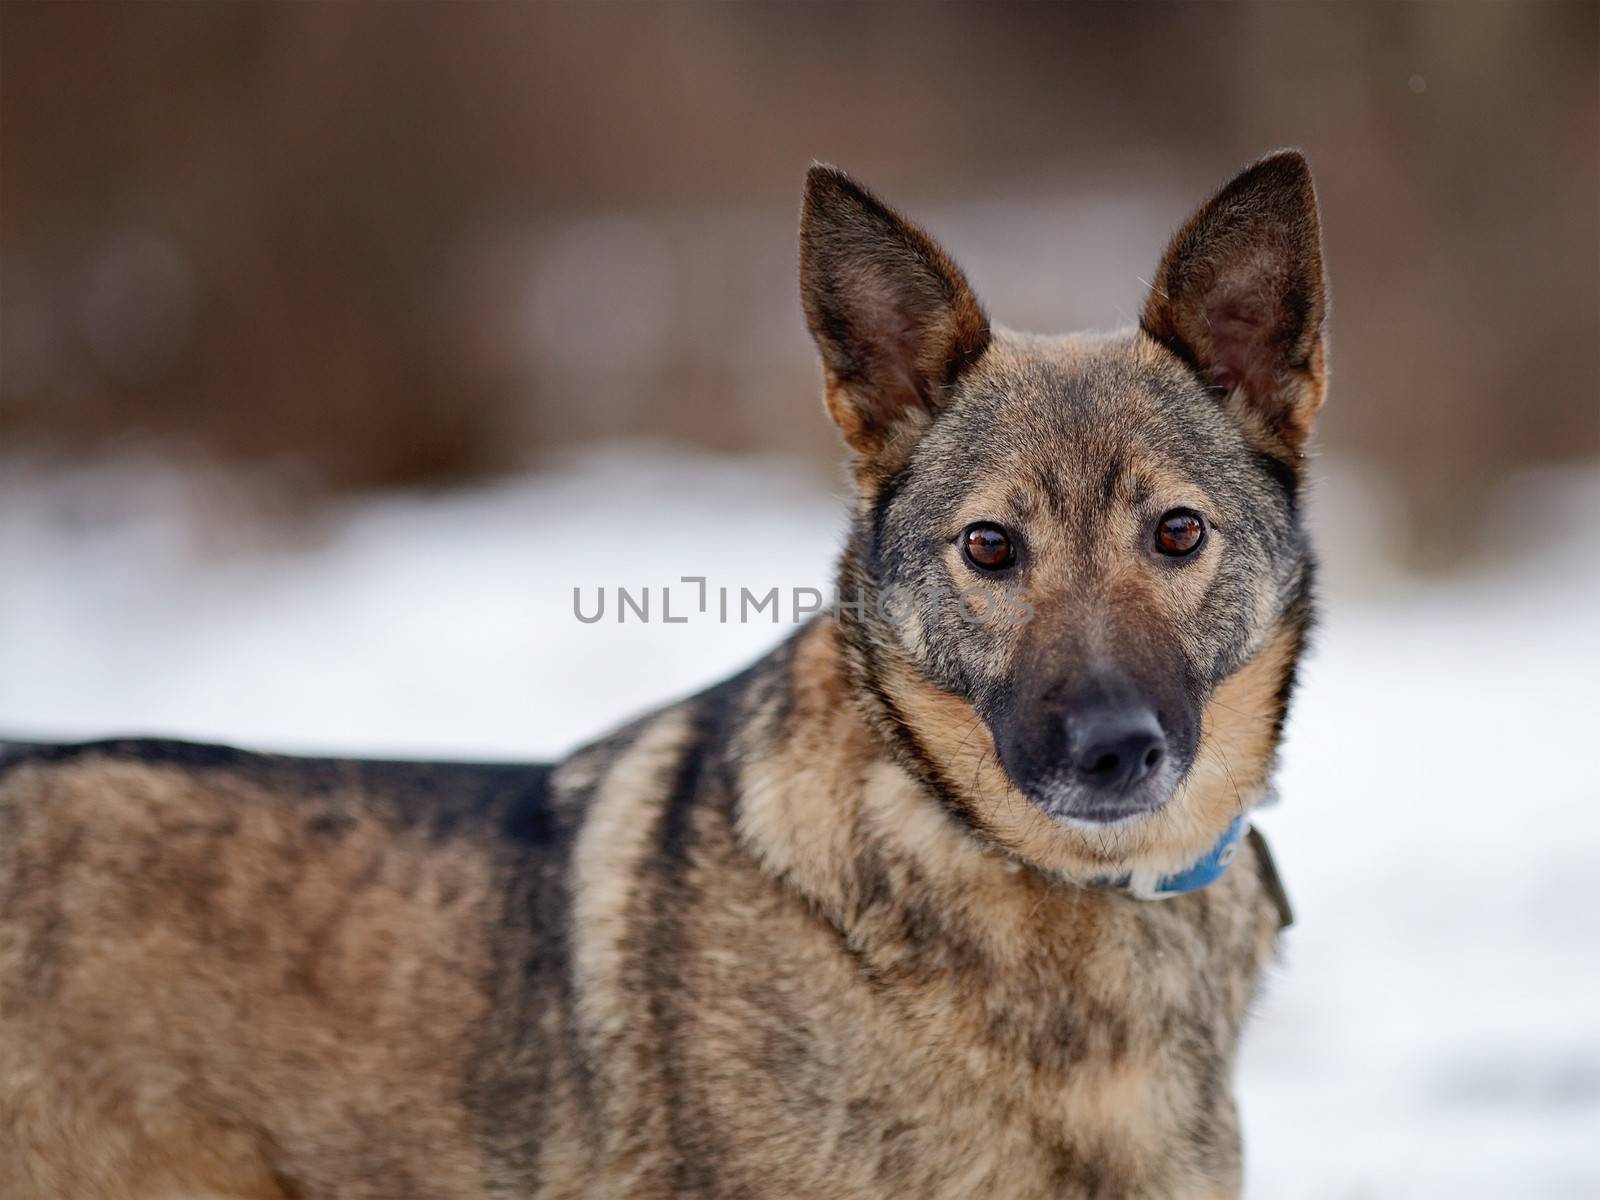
[800, 165, 990, 471]
[1141, 151, 1327, 461]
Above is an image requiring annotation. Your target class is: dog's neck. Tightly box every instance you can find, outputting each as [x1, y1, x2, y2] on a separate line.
[733, 620, 1018, 924]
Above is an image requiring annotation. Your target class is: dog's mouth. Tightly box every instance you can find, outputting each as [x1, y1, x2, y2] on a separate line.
[1020, 769, 1180, 828]
[1051, 800, 1167, 829]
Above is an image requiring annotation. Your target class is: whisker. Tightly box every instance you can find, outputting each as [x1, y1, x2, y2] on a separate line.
[1205, 698, 1280, 728]
[1202, 737, 1250, 815]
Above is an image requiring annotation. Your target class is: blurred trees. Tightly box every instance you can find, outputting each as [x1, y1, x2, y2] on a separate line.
[2, 2, 1595, 563]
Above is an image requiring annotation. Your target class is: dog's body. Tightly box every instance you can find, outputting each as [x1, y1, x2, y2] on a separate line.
[0, 155, 1326, 1199]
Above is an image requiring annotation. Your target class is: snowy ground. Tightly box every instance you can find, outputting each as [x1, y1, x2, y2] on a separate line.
[2, 449, 1596, 1197]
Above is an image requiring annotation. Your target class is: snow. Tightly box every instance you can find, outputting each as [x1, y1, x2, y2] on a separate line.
[2, 448, 1596, 1196]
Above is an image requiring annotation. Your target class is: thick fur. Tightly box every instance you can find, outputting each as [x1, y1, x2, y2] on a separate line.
[0, 153, 1325, 1199]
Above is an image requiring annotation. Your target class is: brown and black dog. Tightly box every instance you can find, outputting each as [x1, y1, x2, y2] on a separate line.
[0, 152, 1325, 1199]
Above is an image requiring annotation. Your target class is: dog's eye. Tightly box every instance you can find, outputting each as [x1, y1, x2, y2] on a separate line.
[1155, 510, 1206, 557]
[962, 522, 1015, 571]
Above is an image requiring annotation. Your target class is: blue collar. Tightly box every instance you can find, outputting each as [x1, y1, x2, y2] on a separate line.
[1102, 814, 1249, 901]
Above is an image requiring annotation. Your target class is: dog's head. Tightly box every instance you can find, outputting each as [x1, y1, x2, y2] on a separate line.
[802, 154, 1324, 876]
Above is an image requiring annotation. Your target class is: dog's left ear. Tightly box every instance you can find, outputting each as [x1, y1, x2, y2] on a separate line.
[801, 165, 990, 472]
[1142, 151, 1327, 459]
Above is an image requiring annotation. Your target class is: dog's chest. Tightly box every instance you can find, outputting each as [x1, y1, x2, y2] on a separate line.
[648, 842, 1280, 1200]
[842, 881, 1273, 1196]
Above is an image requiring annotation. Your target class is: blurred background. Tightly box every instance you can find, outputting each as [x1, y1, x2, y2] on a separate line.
[2, 4, 1597, 1197]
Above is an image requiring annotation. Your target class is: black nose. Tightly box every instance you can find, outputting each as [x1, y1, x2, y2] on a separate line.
[1069, 707, 1167, 792]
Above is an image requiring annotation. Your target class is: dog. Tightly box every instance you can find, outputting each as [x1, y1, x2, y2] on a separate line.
[0, 151, 1323, 1199]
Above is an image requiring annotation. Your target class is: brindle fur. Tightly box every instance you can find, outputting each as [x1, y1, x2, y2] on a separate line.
[0, 153, 1326, 1199]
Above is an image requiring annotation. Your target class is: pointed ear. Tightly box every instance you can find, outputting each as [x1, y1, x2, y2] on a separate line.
[800, 165, 990, 468]
[1141, 151, 1327, 460]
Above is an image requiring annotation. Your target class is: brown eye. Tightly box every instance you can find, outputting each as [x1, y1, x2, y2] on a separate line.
[1155, 510, 1206, 557]
[962, 522, 1015, 571]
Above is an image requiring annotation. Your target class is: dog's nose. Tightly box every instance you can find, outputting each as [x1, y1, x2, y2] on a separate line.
[1069, 707, 1167, 792]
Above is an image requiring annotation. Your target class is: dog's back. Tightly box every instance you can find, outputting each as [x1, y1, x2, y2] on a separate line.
[0, 738, 566, 1197]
